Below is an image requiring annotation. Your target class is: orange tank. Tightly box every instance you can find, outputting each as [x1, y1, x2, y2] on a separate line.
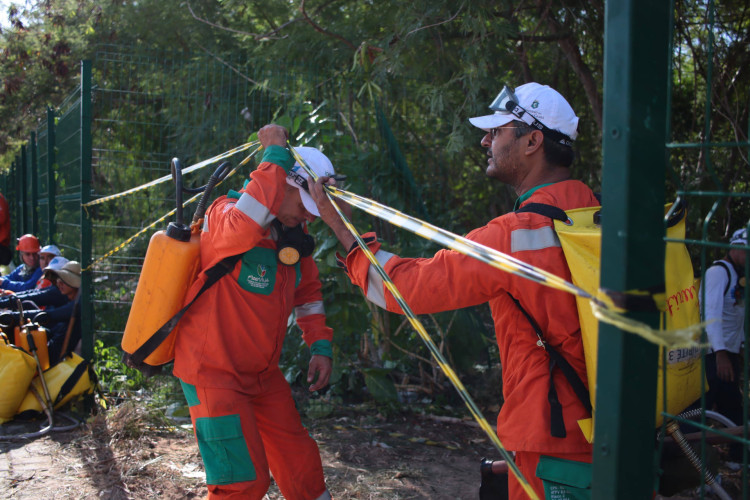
[121, 224, 201, 367]
[15, 323, 49, 371]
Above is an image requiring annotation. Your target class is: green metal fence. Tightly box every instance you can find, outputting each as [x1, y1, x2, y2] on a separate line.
[1, 1, 749, 496]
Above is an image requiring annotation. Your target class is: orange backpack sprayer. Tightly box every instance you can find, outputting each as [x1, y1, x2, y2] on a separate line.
[121, 159, 230, 376]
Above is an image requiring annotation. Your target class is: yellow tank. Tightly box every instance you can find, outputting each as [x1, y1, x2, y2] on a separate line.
[0, 333, 36, 424]
[15, 323, 50, 371]
[121, 224, 202, 367]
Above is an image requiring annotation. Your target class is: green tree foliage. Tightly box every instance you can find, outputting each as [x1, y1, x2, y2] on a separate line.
[1, 0, 747, 405]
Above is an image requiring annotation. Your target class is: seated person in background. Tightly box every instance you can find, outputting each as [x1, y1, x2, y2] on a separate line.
[1, 261, 81, 364]
[43, 261, 81, 363]
[36, 250, 66, 289]
[39, 245, 62, 269]
[0, 257, 71, 314]
[1, 234, 43, 293]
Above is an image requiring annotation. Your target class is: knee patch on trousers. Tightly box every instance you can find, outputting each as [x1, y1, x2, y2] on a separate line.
[195, 414, 256, 485]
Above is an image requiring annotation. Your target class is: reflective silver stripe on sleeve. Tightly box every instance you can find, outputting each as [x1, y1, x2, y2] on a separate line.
[202, 216, 209, 232]
[366, 249, 395, 308]
[295, 300, 325, 318]
[235, 192, 275, 229]
[510, 226, 561, 253]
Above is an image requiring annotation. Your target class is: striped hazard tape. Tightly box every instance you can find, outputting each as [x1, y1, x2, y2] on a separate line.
[82, 141, 259, 208]
[83, 147, 260, 271]
[289, 143, 540, 500]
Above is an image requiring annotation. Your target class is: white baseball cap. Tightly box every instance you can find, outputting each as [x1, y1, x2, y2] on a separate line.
[469, 82, 579, 144]
[286, 146, 336, 217]
[730, 228, 747, 246]
[46, 255, 69, 271]
[40, 244, 62, 256]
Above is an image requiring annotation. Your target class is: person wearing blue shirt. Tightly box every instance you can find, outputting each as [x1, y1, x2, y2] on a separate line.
[1, 234, 43, 293]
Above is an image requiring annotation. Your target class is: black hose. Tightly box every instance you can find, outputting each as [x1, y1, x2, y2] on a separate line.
[171, 158, 185, 227]
[192, 161, 232, 225]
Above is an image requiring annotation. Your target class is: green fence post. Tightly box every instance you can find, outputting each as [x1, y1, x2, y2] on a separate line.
[9, 159, 14, 237]
[80, 60, 94, 362]
[20, 146, 28, 235]
[591, 0, 671, 498]
[47, 107, 57, 243]
[10, 158, 16, 240]
[30, 132, 39, 236]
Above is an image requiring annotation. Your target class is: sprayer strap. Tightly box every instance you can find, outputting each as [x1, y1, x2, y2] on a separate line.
[506, 292, 592, 438]
[130, 253, 242, 365]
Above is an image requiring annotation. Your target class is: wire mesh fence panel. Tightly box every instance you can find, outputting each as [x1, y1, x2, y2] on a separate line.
[655, 1, 750, 499]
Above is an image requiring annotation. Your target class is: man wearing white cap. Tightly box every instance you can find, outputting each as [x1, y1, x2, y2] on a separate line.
[701, 228, 748, 436]
[39, 244, 62, 268]
[173, 124, 334, 500]
[35, 246, 65, 289]
[312, 83, 598, 498]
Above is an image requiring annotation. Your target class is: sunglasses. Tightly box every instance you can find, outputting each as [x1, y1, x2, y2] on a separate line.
[287, 169, 348, 193]
[488, 86, 574, 147]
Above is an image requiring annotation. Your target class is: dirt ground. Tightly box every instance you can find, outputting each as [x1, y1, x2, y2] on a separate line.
[1, 398, 746, 499]
[0, 399, 502, 500]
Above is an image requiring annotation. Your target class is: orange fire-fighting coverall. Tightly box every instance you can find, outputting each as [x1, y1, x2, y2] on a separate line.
[174, 146, 332, 500]
[340, 180, 598, 498]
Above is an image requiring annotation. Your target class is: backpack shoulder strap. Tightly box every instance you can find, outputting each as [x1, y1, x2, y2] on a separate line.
[128, 252, 243, 368]
[712, 260, 734, 296]
[506, 292, 592, 438]
[514, 203, 569, 222]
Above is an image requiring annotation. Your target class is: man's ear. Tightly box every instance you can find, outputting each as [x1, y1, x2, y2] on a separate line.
[525, 130, 545, 155]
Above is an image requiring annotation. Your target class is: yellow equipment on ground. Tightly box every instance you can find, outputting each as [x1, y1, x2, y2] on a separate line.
[0, 332, 36, 424]
[15, 321, 49, 371]
[15, 352, 94, 416]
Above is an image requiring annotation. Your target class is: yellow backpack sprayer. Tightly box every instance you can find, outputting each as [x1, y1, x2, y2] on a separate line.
[121, 158, 232, 376]
[0, 301, 87, 440]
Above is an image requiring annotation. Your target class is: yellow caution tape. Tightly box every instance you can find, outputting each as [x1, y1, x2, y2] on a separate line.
[83, 149, 259, 271]
[305, 173, 702, 349]
[82, 141, 259, 207]
[289, 143, 540, 500]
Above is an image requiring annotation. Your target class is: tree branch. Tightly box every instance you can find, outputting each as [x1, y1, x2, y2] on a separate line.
[537, 1, 603, 130]
[186, 0, 293, 40]
[405, 2, 465, 38]
[299, 0, 357, 51]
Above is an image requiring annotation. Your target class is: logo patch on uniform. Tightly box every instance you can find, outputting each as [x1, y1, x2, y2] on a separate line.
[531, 100, 540, 109]
[246, 264, 271, 290]
[239, 247, 277, 295]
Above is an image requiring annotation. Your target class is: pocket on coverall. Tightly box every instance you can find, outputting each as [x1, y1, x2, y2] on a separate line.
[195, 414, 256, 485]
[536, 455, 591, 500]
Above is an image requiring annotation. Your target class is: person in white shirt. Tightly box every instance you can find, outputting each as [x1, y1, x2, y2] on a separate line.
[701, 227, 747, 428]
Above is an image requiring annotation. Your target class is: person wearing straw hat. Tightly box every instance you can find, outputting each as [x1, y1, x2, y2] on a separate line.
[312, 83, 598, 499]
[0, 257, 71, 315]
[1, 234, 43, 293]
[701, 228, 748, 433]
[1, 261, 81, 363]
[173, 124, 335, 500]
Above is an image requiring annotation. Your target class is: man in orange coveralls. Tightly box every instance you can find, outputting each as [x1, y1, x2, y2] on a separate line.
[174, 124, 334, 500]
[310, 83, 597, 499]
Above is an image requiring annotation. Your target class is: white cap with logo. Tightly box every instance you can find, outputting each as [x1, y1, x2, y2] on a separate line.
[469, 82, 579, 143]
[286, 146, 336, 217]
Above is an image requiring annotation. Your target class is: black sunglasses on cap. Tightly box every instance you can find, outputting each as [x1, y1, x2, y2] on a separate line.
[489, 86, 574, 148]
[288, 170, 347, 192]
